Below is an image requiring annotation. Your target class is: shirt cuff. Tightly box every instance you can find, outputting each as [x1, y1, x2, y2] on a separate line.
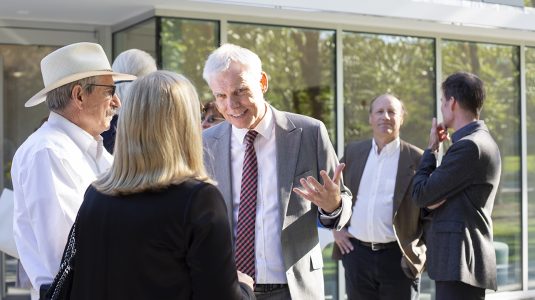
[318, 205, 342, 219]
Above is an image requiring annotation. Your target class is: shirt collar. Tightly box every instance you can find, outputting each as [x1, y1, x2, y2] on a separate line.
[451, 120, 485, 143]
[232, 103, 274, 144]
[371, 137, 400, 156]
[47, 111, 104, 159]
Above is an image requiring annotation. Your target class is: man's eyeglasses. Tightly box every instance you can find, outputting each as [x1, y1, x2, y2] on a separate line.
[86, 84, 116, 96]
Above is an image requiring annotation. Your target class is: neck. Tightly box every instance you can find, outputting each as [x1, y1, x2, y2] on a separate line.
[57, 107, 99, 139]
[249, 102, 268, 129]
[452, 114, 478, 131]
[374, 136, 396, 153]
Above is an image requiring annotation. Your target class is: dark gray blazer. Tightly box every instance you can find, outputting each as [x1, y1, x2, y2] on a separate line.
[412, 121, 501, 290]
[202, 106, 352, 300]
[332, 139, 426, 279]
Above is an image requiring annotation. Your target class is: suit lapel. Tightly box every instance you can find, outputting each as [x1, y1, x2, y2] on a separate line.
[210, 124, 234, 226]
[273, 107, 302, 222]
[349, 141, 372, 205]
[392, 141, 413, 216]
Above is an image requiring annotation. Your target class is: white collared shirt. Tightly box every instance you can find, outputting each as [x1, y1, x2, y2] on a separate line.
[11, 111, 113, 300]
[230, 107, 286, 284]
[348, 138, 400, 243]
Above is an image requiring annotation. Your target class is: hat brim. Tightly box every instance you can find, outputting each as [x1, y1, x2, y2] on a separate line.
[25, 70, 137, 107]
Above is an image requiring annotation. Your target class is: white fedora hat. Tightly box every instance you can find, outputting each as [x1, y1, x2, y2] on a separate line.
[25, 42, 137, 107]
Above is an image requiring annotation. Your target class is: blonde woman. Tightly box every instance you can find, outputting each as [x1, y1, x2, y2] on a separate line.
[64, 71, 255, 299]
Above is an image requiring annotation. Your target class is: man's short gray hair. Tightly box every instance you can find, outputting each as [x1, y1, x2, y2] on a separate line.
[112, 49, 157, 100]
[203, 43, 263, 85]
[46, 76, 97, 112]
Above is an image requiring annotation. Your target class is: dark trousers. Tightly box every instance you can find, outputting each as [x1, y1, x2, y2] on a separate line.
[435, 281, 485, 300]
[341, 239, 419, 300]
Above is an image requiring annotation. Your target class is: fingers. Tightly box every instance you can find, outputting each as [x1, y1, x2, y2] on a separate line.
[333, 230, 354, 255]
[436, 122, 449, 142]
[319, 163, 345, 190]
[330, 163, 345, 185]
[237, 271, 254, 290]
[427, 198, 447, 210]
[293, 167, 343, 213]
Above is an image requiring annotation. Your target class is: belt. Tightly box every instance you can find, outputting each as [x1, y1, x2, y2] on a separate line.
[356, 239, 398, 251]
[254, 283, 288, 293]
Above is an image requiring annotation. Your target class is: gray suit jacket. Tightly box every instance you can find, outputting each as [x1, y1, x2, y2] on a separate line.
[412, 121, 501, 290]
[332, 139, 426, 279]
[203, 106, 352, 300]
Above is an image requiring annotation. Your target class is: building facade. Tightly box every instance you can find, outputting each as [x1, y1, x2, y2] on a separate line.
[1, 0, 535, 299]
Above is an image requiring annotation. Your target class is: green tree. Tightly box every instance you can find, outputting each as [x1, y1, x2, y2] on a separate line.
[161, 18, 219, 102]
[343, 33, 435, 149]
[228, 23, 336, 140]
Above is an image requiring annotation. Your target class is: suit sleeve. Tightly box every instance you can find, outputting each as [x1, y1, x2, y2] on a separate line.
[412, 140, 479, 208]
[186, 183, 254, 300]
[315, 122, 352, 230]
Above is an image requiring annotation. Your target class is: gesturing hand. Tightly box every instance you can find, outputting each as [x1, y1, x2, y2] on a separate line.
[293, 163, 345, 213]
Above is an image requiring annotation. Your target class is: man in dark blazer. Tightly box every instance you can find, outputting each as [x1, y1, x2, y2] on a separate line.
[332, 94, 426, 300]
[202, 43, 352, 300]
[412, 72, 501, 300]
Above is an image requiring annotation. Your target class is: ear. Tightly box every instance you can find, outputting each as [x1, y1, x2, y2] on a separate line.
[260, 72, 268, 94]
[71, 84, 84, 110]
[449, 97, 457, 111]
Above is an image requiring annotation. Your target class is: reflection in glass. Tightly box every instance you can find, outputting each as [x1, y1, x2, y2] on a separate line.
[343, 32, 435, 150]
[113, 18, 157, 64]
[526, 46, 535, 289]
[227, 23, 337, 140]
[161, 18, 219, 101]
[443, 40, 521, 291]
[342, 32, 436, 298]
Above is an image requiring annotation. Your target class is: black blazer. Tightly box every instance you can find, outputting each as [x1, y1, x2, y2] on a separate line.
[412, 121, 501, 290]
[68, 180, 254, 300]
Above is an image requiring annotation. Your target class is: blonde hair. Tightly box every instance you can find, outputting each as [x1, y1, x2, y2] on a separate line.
[93, 70, 210, 195]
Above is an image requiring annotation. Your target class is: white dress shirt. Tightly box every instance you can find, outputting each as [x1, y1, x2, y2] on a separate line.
[348, 138, 400, 243]
[11, 112, 112, 300]
[230, 107, 287, 284]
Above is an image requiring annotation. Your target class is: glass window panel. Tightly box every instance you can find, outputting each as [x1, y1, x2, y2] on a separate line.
[342, 32, 436, 299]
[1, 44, 59, 297]
[227, 23, 337, 140]
[113, 18, 157, 63]
[160, 18, 219, 102]
[343, 32, 435, 150]
[442, 40, 521, 291]
[526, 46, 535, 289]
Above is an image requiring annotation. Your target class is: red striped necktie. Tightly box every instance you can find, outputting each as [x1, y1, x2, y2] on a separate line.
[235, 130, 259, 280]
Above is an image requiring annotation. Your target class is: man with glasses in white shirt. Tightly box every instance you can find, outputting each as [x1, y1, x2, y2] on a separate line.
[332, 94, 425, 300]
[10, 42, 134, 300]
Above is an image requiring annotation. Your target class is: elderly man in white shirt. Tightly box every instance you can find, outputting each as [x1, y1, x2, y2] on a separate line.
[10, 42, 135, 300]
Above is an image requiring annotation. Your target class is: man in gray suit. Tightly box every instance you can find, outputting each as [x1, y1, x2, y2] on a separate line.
[412, 72, 501, 300]
[332, 94, 425, 300]
[202, 43, 352, 300]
